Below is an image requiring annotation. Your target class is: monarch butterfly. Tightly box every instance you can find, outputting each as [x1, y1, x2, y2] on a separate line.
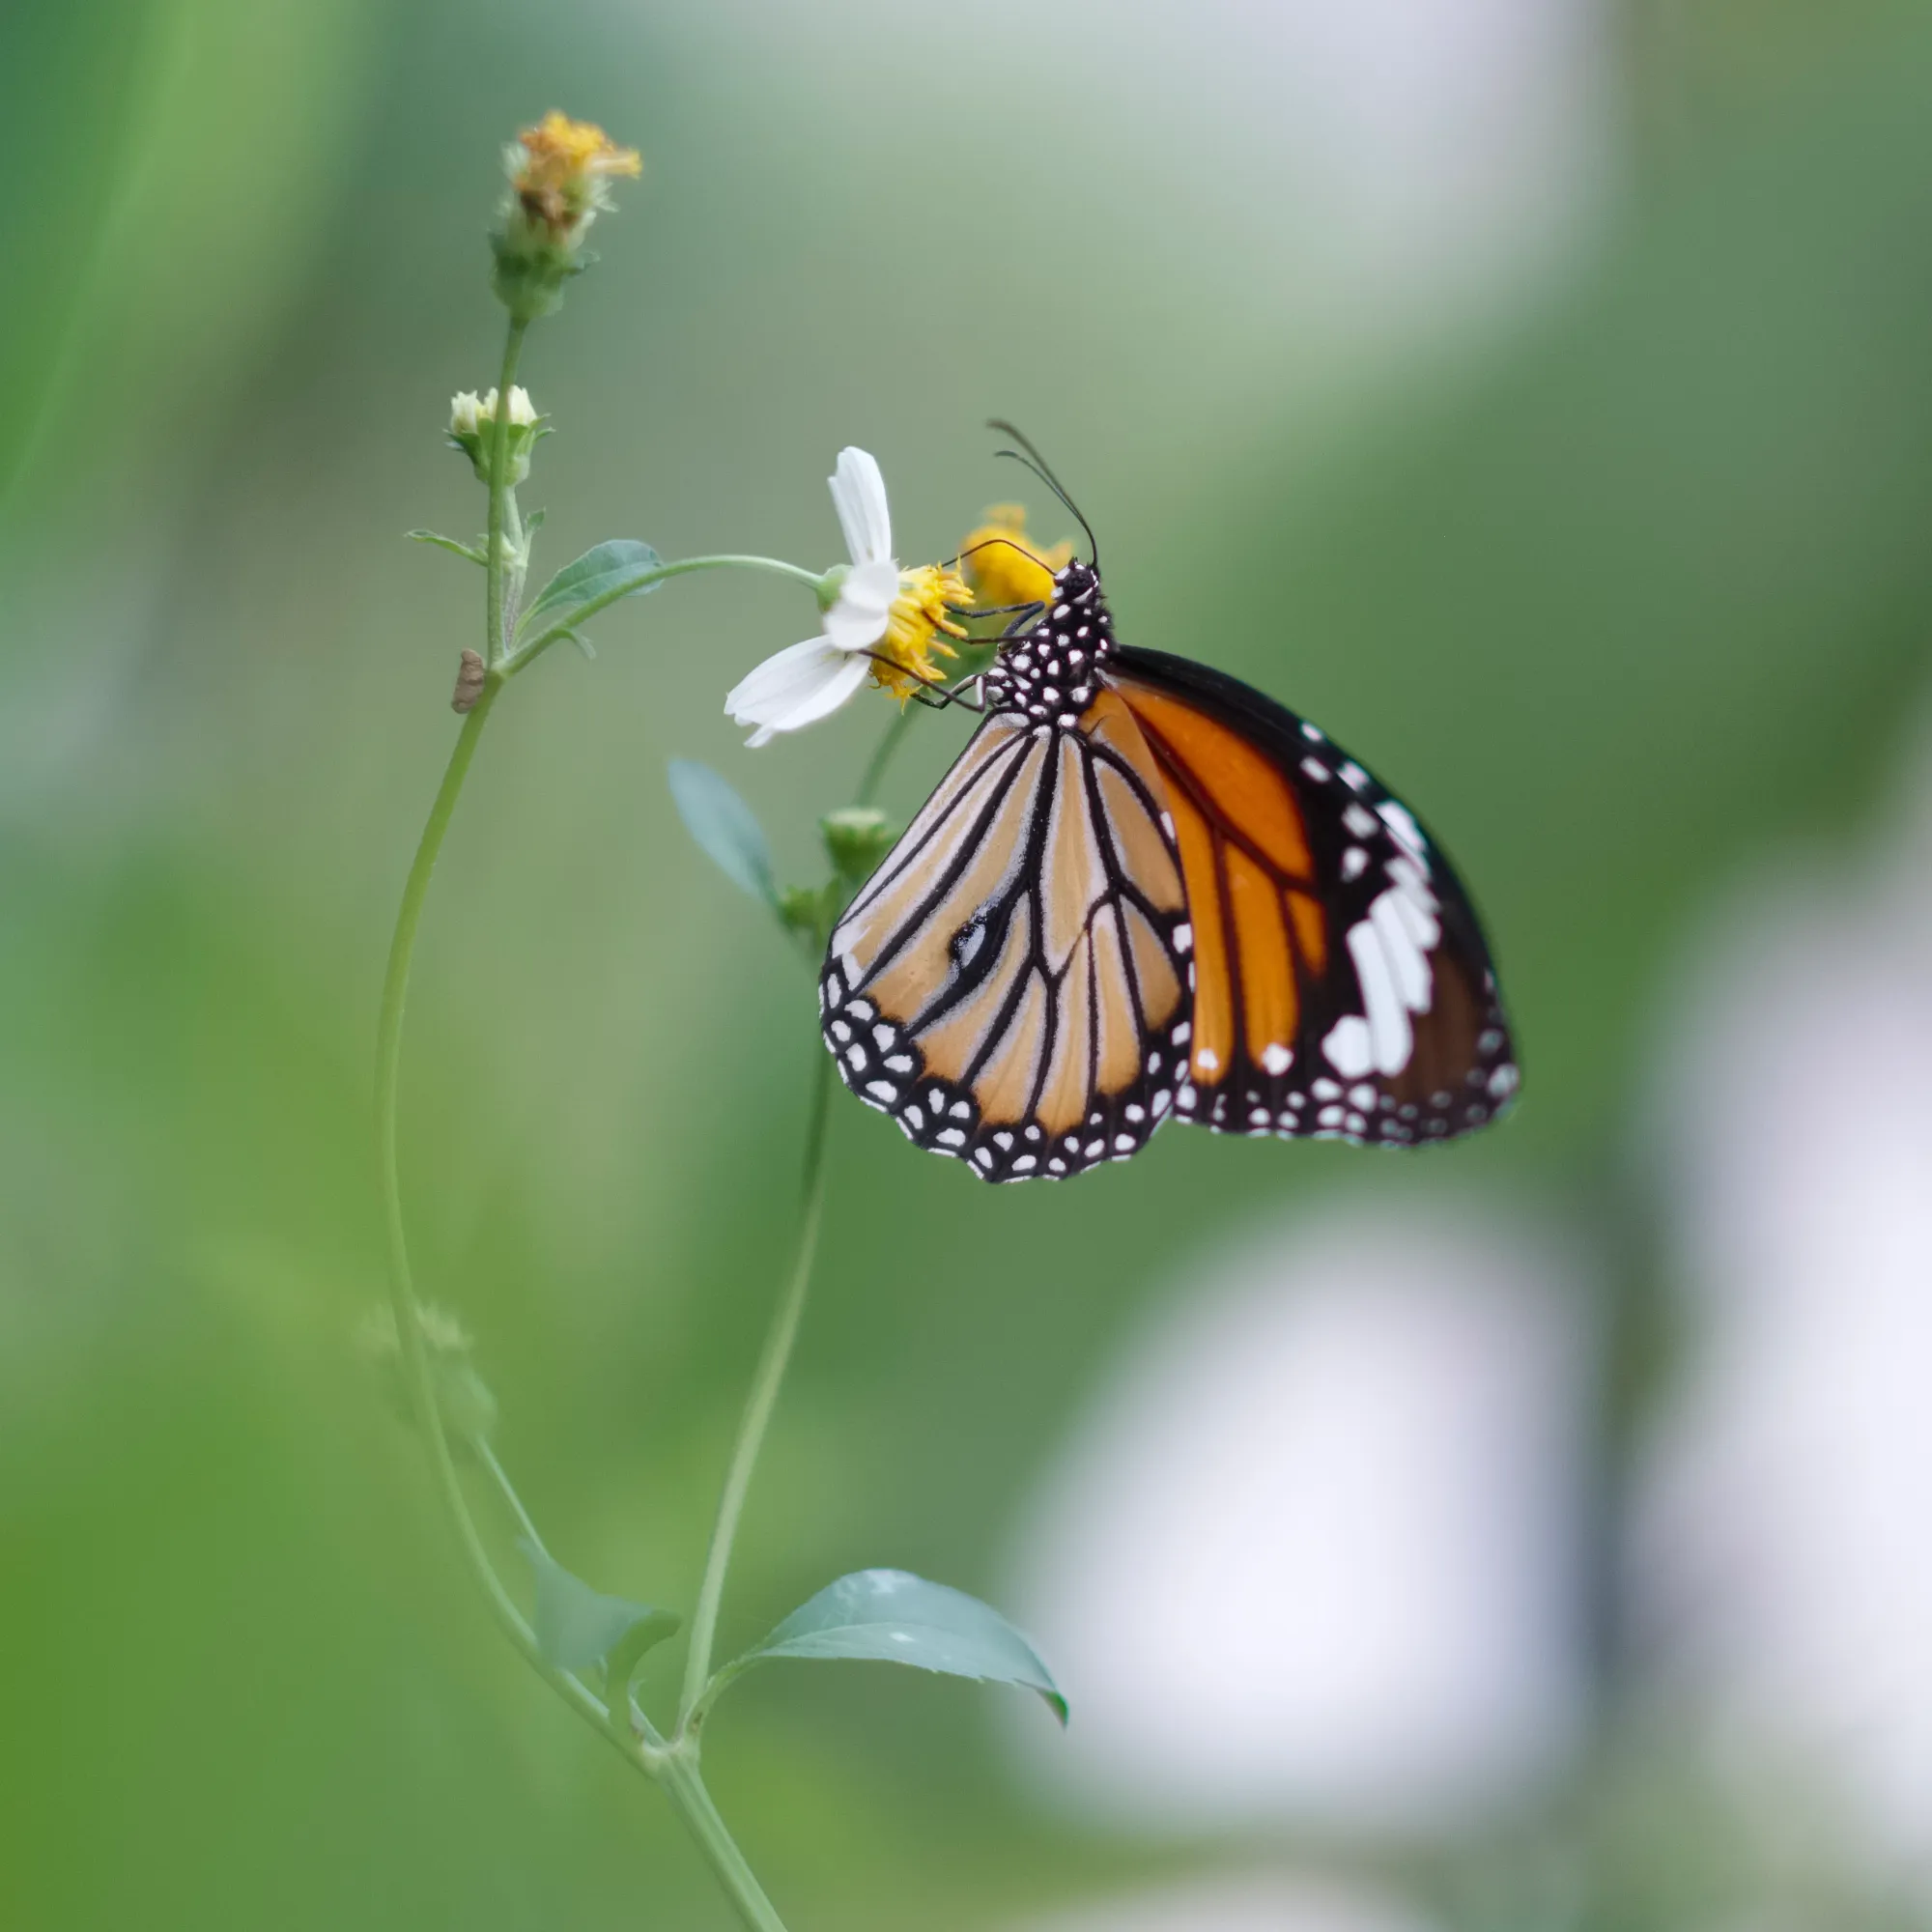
[819, 438, 1518, 1182]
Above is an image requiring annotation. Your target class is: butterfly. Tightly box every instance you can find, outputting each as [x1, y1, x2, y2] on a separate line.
[818, 435, 1518, 1182]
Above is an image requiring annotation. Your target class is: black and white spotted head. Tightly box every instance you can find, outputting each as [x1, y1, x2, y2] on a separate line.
[984, 561, 1116, 728]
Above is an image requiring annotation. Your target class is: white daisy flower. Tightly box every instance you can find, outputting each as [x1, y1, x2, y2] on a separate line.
[725, 448, 965, 747]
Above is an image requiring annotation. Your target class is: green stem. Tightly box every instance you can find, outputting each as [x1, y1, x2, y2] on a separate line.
[381, 327, 802, 1920]
[659, 1753, 790, 1932]
[678, 1048, 836, 1729]
[374, 686, 622, 1759]
[483, 318, 529, 667]
[855, 704, 917, 809]
[372, 704, 790, 1926]
[505, 554, 824, 679]
[472, 1435, 546, 1552]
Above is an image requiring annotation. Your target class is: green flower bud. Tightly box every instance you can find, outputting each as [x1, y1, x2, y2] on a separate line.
[820, 807, 895, 887]
[778, 883, 833, 947]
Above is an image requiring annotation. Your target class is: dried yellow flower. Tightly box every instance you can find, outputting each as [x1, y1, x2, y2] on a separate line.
[509, 111, 642, 236]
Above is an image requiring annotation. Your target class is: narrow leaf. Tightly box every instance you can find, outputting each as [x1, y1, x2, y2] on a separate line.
[523, 538, 664, 631]
[723, 1569, 1065, 1722]
[407, 528, 486, 565]
[668, 760, 777, 907]
[520, 1543, 679, 1676]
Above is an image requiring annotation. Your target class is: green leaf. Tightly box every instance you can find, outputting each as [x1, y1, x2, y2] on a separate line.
[522, 538, 664, 632]
[406, 528, 486, 565]
[668, 760, 777, 907]
[718, 1569, 1066, 1723]
[519, 1543, 679, 1676]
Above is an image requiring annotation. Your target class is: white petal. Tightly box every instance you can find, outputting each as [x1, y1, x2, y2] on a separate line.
[829, 447, 893, 567]
[823, 557, 898, 651]
[724, 636, 870, 745]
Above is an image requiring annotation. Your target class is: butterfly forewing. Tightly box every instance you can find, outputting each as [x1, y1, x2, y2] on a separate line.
[1109, 646, 1518, 1146]
[821, 697, 1194, 1180]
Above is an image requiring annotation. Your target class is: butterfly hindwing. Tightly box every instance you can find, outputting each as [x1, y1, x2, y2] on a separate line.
[1108, 645, 1518, 1146]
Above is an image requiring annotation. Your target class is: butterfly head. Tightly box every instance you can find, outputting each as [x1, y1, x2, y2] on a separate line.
[984, 559, 1115, 726]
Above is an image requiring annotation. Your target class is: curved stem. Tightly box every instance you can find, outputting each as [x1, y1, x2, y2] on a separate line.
[374, 686, 616, 1752]
[374, 691, 797, 1928]
[679, 1048, 836, 1729]
[483, 319, 529, 667]
[506, 554, 823, 680]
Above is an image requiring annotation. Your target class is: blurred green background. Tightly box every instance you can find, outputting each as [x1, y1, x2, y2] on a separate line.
[6, 1, 1932, 1927]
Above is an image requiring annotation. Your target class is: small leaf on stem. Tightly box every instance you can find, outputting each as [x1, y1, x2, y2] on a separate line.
[523, 538, 664, 631]
[520, 1542, 680, 1675]
[407, 529, 488, 565]
[711, 1568, 1066, 1723]
[668, 760, 778, 907]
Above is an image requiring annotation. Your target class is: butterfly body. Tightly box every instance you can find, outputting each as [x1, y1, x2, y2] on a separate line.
[819, 560, 1517, 1181]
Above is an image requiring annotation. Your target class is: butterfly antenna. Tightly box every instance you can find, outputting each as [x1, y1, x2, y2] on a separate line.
[985, 418, 1099, 570]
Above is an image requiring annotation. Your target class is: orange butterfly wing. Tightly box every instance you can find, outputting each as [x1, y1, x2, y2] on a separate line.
[1108, 647, 1517, 1145]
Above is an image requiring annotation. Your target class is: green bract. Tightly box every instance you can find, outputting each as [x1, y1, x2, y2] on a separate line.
[520, 1544, 680, 1680]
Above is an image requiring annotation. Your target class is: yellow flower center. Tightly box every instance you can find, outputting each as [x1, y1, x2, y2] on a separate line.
[871, 564, 971, 702]
[959, 504, 1074, 612]
[512, 112, 642, 234]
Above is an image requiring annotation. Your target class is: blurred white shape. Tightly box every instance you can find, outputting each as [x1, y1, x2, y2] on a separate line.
[689, 0, 1611, 349]
[1632, 724, 1932, 1874]
[1208, 0, 1610, 325]
[1006, 1869, 1441, 1932]
[1009, 1196, 1594, 1835]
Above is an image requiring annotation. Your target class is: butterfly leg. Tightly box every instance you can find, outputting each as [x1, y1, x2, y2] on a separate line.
[945, 600, 1046, 630]
[916, 673, 987, 714]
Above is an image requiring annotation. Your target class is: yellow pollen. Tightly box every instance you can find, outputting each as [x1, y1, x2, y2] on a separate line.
[960, 504, 1073, 612]
[871, 564, 971, 702]
[512, 112, 642, 233]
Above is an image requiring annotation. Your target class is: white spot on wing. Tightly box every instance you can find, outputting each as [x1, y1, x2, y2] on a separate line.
[1348, 918, 1414, 1075]
[1323, 1014, 1374, 1078]
[1378, 799, 1428, 861]
[1371, 892, 1433, 1011]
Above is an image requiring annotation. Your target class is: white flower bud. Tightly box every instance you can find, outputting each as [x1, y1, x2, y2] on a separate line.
[445, 386, 544, 486]
[477, 385, 539, 428]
